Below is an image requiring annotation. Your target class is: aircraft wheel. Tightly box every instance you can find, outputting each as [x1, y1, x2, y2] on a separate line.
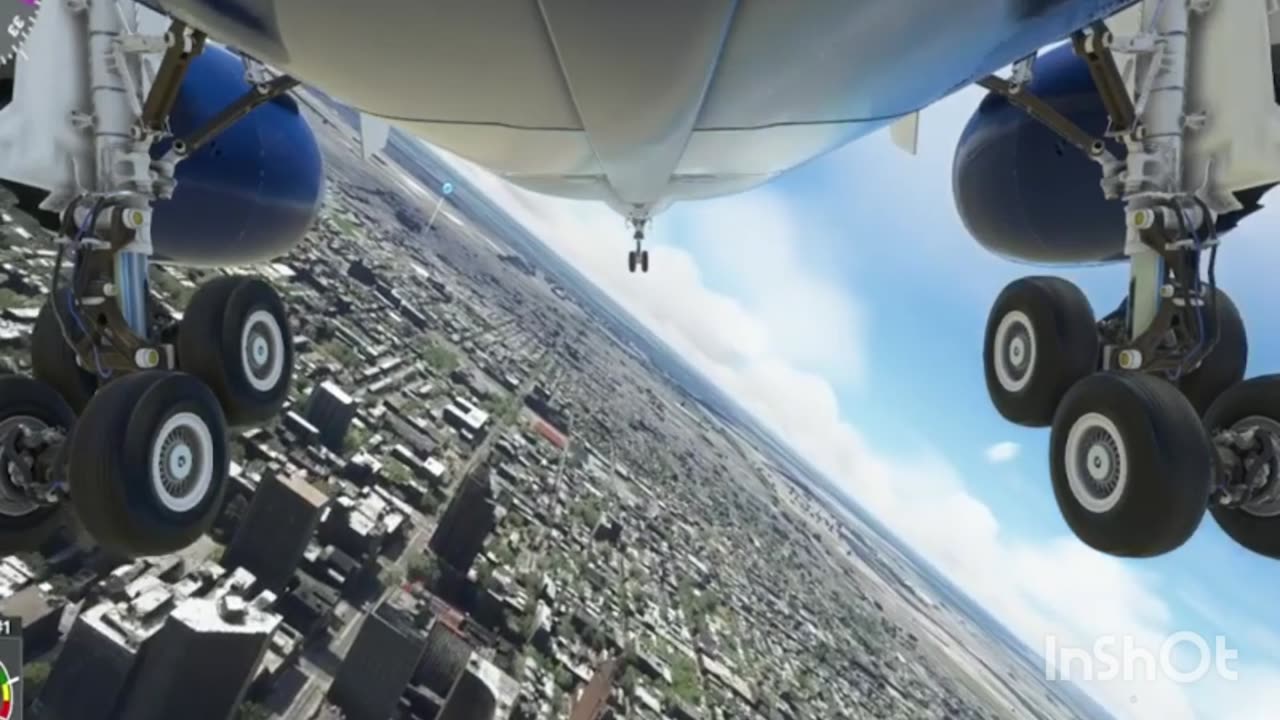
[1050, 371, 1210, 558]
[1203, 376, 1280, 559]
[68, 371, 229, 556]
[179, 276, 293, 427]
[31, 294, 98, 414]
[1178, 287, 1247, 415]
[627, 251, 638, 274]
[0, 377, 74, 553]
[984, 276, 1097, 427]
[639, 250, 650, 273]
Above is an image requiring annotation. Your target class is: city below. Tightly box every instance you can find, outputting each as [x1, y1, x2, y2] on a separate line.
[0, 88, 1110, 720]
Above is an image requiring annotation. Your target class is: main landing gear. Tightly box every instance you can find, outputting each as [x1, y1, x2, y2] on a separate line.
[981, 2, 1278, 559]
[0, 8, 297, 557]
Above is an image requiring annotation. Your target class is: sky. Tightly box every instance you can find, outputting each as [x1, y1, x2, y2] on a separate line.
[428, 85, 1280, 720]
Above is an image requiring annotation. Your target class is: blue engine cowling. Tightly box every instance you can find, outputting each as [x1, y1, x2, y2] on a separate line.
[953, 42, 1271, 265]
[151, 44, 324, 266]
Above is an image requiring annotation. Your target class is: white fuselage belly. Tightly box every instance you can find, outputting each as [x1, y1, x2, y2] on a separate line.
[154, 0, 1137, 218]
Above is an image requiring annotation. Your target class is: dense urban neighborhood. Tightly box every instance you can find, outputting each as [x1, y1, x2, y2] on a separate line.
[0, 93, 1096, 720]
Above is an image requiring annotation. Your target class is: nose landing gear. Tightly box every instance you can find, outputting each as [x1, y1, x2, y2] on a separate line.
[627, 221, 650, 274]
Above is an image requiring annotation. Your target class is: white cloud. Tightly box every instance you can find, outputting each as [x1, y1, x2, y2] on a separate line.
[985, 441, 1021, 464]
[676, 193, 869, 384]
[423, 116, 1277, 719]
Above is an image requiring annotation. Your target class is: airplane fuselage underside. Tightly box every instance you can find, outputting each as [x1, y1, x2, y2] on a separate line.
[147, 0, 1135, 218]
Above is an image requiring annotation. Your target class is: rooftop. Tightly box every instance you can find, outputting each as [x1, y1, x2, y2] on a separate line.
[468, 654, 521, 718]
[278, 470, 330, 508]
[446, 397, 490, 430]
[320, 380, 355, 406]
[170, 594, 282, 636]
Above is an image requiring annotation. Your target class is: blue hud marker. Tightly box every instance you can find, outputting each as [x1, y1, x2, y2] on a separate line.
[427, 181, 454, 230]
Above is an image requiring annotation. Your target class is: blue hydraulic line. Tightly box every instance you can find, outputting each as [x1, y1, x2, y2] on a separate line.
[113, 251, 149, 336]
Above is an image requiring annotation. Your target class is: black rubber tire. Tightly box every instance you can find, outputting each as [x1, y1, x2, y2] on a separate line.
[627, 251, 637, 273]
[984, 276, 1098, 427]
[0, 376, 74, 553]
[1203, 375, 1280, 559]
[178, 276, 293, 427]
[1178, 288, 1247, 415]
[640, 250, 650, 273]
[31, 294, 98, 414]
[68, 371, 229, 557]
[1050, 372, 1211, 558]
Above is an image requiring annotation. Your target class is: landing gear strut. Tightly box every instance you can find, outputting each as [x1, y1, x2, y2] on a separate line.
[980, 1, 1273, 558]
[4, 4, 298, 557]
[627, 220, 650, 274]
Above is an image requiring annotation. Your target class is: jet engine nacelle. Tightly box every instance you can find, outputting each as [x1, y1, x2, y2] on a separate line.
[150, 44, 324, 267]
[952, 42, 1270, 266]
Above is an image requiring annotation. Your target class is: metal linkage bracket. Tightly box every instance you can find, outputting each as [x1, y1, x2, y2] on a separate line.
[977, 73, 1127, 199]
[976, 75, 1110, 159]
[1101, 199, 1219, 376]
[1008, 53, 1037, 93]
[165, 74, 300, 160]
[140, 20, 207, 137]
[1071, 22, 1137, 137]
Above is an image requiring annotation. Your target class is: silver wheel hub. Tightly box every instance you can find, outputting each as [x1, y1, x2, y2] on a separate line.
[1010, 337, 1027, 366]
[240, 309, 285, 393]
[168, 443, 193, 482]
[252, 336, 269, 365]
[150, 411, 214, 514]
[1086, 444, 1113, 481]
[1229, 416, 1280, 518]
[0, 415, 43, 517]
[994, 310, 1037, 393]
[1065, 412, 1128, 514]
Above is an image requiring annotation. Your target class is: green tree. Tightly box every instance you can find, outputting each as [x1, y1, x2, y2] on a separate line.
[518, 607, 541, 640]
[329, 343, 351, 365]
[237, 701, 272, 720]
[668, 654, 702, 705]
[476, 560, 495, 587]
[344, 424, 370, 454]
[492, 542, 516, 567]
[379, 567, 404, 588]
[575, 497, 602, 529]
[408, 556, 438, 585]
[23, 661, 50, 706]
[383, 460, 414, 486]
[619, 666, 638, 696]
[0, 289, 33, 311]
[422, 343, 458, 373]
[418, 490, 441, 516]
[500, 401, 519, 425]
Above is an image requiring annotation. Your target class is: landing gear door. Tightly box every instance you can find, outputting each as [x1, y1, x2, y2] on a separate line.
[1181, 0, 1280, 213]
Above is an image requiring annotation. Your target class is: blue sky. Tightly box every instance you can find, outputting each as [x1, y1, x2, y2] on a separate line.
[436, 84, 1280, 719]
